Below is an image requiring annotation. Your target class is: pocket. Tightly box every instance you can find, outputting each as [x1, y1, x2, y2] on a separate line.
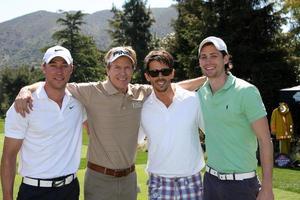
[243, 176, 260, 196]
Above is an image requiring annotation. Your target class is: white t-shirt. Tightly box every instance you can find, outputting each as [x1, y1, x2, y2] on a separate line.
[138, 86, 205, 177]
[5, 84, 86, 178]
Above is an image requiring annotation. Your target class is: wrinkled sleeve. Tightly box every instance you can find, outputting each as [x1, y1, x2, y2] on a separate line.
[5, 104, 28, 139]
[242, 86, 267, 123]
[68, 82, 95, 106]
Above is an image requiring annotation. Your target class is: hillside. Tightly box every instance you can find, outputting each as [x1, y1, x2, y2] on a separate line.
[0, 7, 177, 67]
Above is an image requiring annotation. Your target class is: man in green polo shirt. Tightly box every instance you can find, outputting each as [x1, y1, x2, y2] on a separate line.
[197, 36, 274, 200]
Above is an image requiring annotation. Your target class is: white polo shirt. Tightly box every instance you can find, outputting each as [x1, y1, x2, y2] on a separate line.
[138, 85, 205, 177]
[5, 83, 86, 178]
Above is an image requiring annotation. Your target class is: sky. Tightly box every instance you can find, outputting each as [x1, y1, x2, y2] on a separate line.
[0, 0, 175, 23]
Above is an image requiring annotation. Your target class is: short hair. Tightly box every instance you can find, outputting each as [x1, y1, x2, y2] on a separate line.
[104, 46, 137, 68]
[144, 49, 174, 71]
[200, 42, 233, 73]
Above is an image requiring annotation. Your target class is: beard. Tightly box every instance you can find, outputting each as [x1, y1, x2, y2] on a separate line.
[153, 78, 171, 93]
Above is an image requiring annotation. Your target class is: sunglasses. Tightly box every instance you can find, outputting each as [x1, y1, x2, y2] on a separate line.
[147, 68, 173, 77]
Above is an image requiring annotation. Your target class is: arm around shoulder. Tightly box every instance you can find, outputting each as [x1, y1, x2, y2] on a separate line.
[177, 76, 207, 91]
[15, 82, 44, 117]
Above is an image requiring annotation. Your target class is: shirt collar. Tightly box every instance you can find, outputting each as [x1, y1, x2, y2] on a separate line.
[222, 72, 235, 90]
[203, 72, 236, 94]
[102, 79, 133, 96]
[36, 82, 72, 100]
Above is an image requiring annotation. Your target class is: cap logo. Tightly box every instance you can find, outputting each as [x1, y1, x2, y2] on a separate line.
[43, 45, 73, 64]
[112, 50, 130, 57]
[107, 48, 134, 65]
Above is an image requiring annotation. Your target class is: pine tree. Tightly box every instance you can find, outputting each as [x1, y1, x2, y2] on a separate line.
[172, 0, 208, 80]
[108, 0, 155, 83]
[52, 11, 105, 82]
[283, 0, 300, 81]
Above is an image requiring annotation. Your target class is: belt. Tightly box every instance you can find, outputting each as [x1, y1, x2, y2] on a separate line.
[206, 166, 256, 181]
[87, 161, 135, 177]
[22, 174, 76, 187]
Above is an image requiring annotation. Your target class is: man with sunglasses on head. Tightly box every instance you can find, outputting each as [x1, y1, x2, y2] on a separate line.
[13, 46, 206, 200]
[138, 50, 205, 200]
[197, 36, 274, 200]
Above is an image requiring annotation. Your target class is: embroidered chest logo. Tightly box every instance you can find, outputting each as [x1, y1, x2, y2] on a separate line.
[69, 105, 74, 109]
[132, 101, 142, 108]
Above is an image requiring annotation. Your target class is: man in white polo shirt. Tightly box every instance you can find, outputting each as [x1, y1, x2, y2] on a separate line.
[138, 50, 205, 199]
[0, 45, 86, 200]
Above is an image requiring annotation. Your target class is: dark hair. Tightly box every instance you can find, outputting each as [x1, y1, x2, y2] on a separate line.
[144, 49, 174, 71]
[220, 51, 233, 74]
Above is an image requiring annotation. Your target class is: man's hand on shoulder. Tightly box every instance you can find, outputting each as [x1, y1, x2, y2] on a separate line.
[14, 87, 34, 117]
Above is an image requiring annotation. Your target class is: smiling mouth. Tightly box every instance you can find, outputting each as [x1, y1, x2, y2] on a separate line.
[54, 77, 65, 81]
[155, 79, 166, 85]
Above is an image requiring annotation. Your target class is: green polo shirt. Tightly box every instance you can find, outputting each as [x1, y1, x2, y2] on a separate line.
[198, 73, 267, 173]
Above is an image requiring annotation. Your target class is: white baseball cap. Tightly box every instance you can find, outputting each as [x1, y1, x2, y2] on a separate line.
[198, 36, 228, 55]
[107, 47, 134, 64]
[43, 45, 73, 64]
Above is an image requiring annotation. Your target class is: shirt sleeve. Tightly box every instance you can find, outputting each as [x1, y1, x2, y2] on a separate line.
[67, 82, 94, 106]
[136, 83, 153, 97]
[242, 86, 267, 123]
[138, 124, 146, 145]
[5, 104, 28, 139]
[197, 97, 205, 132]
[82, 106, 87, 122]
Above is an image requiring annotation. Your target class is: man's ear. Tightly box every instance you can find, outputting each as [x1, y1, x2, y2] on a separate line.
[171, 69, 175, 80]
[224, 54, 229, 65]
[41, 63, 46, 74]
[144, 72, 151, 82]
[106, 65, 110, 76]
[70, 64, 75, 73]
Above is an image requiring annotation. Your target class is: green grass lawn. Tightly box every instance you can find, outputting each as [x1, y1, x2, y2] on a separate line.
[0, 118, 300, 200]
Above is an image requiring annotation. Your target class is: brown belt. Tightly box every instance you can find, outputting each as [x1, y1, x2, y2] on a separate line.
[87, 161, 135, 177]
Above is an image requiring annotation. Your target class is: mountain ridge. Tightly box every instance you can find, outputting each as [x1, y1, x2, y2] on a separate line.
[0, 7, 177, 67]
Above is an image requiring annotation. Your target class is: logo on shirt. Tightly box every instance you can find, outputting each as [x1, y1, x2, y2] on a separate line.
[132, 101, 142, 109]
[69, 106, 74, 109]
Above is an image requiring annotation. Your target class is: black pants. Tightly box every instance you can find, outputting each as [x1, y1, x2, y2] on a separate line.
[203, 172, 260, 200]
[17, 178, 79, 200]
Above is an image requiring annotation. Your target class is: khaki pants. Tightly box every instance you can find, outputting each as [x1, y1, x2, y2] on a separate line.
[84, 167, 138, 200]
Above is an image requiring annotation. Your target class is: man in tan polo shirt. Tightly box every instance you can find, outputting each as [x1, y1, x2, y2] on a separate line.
[14, 46, 206, 200]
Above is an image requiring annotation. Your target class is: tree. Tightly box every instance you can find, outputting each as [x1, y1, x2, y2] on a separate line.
[172, 0, 298, 115]
[172, 0, 208, 80]
[53, 11, 105, 82]
[283, 0, 300, 81]
[108, 0, 155, 83]
[0, 66, 43, 117]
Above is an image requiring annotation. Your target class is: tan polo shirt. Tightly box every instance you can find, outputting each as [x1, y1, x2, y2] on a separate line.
[68, 80, 152, 169]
